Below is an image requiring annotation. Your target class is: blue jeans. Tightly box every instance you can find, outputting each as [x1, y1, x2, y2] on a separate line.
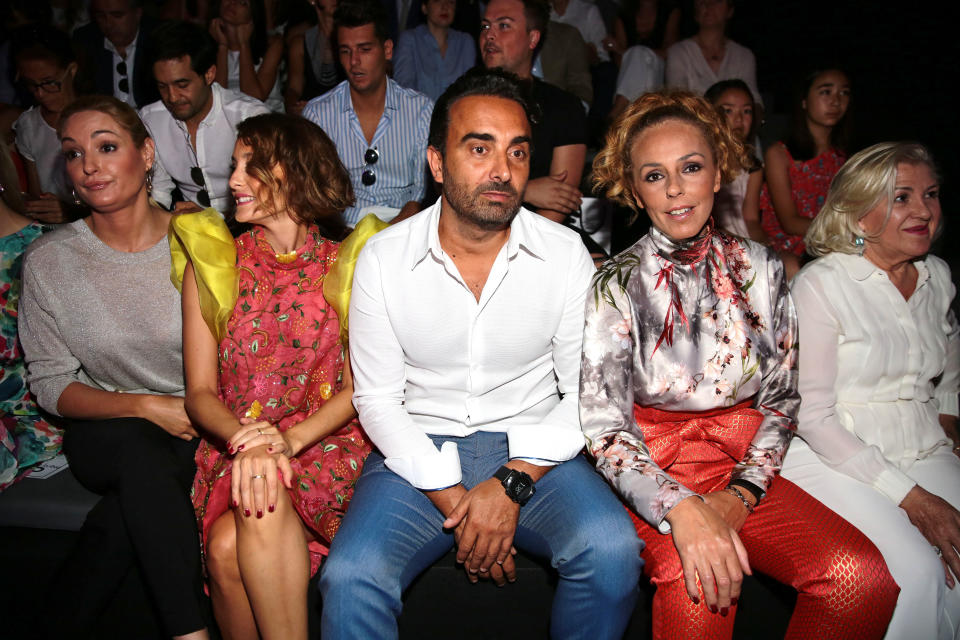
[320, 432, 643, 639]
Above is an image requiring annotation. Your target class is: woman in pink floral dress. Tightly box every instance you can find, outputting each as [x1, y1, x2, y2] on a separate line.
[178, 114, 370, 640]
[583, 91, 897, 639]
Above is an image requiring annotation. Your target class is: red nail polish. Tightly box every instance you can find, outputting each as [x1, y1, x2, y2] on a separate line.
[238, 444, 244, 451]
[244, 508, 250, 517]
[691, 596, 700, 605]
[720, 607, 729, 617]
[231, 499, 238, 508]
[268, 504, 275, 513]
[731, 597, 738, 606]
[257, 509, 263, 518]
[709, 605, 718, 614]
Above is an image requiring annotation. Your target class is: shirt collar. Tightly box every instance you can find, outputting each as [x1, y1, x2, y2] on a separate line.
[200, 83, 225, 127]
[340, 77, 401, 114]
[103, 30, 140, 57]
[407, 199, 548, 270]
[835, 251, 931, 287]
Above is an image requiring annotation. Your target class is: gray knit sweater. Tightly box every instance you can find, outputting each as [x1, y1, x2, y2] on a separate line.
[18, 219, 185, 416]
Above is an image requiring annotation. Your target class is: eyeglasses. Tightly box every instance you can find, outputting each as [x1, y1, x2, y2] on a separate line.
[21, 70, 68, 94]
[361, 147, 378, 187]
[191, 166, 211, 207]
[117, 60, 129, 94]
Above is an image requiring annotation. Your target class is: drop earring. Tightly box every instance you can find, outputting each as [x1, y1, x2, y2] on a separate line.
[854, 236, 865, 249]
[72, 188, 81, 205]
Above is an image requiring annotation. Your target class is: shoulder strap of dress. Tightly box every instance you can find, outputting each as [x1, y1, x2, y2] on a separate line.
[322, 213, 389, 343]
[168, 209, 239, 342]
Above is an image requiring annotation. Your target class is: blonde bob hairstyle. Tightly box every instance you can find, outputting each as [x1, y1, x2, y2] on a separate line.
[593, 91, 748, 213]
[804, 142, 939, 257]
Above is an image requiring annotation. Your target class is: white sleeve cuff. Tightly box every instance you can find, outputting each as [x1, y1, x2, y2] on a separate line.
[511, 457, 557, 467]
[507, 424, 586, 464]
[873, 466, 917, 505]
[383, 440, 463, 490]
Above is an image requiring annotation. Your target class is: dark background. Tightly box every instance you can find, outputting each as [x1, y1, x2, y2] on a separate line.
[725, 0, 958, 277]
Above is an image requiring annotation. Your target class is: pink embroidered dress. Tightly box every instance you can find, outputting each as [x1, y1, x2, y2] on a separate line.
[191, 227, 369, 574]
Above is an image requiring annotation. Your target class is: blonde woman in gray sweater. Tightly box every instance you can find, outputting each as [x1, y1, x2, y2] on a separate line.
[18, 96, 209, 640]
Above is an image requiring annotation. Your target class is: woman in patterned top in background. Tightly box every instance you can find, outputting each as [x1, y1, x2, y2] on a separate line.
[179, 113, 371, 640]
[582, 91, 898, 640]
[0, 138, 58, 490]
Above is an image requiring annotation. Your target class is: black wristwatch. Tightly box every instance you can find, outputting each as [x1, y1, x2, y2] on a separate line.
[493, 466, 536, 506]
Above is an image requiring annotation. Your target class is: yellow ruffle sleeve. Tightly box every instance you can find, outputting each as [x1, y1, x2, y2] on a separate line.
[323, 213, 389, 343]
[168, 209, 238, 343]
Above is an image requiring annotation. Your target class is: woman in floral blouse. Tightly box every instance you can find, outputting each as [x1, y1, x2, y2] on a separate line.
[582, 91, 898, 639]
[178, 114, 372, 640]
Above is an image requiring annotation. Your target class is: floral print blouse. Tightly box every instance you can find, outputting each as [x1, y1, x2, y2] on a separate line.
[580, 225, 800, 531]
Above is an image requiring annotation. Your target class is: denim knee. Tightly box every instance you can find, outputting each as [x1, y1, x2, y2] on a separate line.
[556, 507, 644, 595]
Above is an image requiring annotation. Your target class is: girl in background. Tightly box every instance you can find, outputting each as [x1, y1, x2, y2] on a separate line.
[759, 68, 851, 272]
[704, 79, 766, 244]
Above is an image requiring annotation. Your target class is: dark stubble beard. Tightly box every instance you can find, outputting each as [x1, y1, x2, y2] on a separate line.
[442, 164, 523, 231]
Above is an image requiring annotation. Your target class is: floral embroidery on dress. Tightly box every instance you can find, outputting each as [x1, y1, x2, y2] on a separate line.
[192, 227, 370, 576]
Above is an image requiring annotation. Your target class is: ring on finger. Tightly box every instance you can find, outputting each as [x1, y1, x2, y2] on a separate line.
[251, 474, 266, 479]
[935, 546, 944, 558]
[257, 428, 263, 435]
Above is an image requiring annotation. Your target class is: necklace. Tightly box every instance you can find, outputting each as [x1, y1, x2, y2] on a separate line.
[275, 249, 299, 263]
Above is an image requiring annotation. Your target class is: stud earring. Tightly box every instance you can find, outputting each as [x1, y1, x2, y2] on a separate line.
[854, 236, 864, 248]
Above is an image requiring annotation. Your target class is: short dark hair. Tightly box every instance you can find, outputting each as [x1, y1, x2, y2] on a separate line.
[235, 114, 352, 239]
[428, 67, 535, 154]
[147, 21, 217, 76]
[334, 0, 391, 44]
[12, 25, 75, 69]
[521, 0, 550, 40]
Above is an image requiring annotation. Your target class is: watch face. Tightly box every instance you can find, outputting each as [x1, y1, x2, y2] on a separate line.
[513, 474, 535, 504]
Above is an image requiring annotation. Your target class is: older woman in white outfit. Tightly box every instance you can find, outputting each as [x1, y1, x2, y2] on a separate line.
[781, 141, 960, 640]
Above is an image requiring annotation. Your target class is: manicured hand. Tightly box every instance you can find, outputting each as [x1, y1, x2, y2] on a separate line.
[231, 444, 294, 518]
[665, 495, 751, 613]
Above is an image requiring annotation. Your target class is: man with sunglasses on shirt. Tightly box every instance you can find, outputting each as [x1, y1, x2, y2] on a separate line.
[139, 21, 269, 214]
[73, 0, 159, 109]
[303, 0, 433, 227]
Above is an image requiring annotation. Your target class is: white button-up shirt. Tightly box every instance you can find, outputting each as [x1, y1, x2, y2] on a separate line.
[792, 252, 960, 505]
[349, 199, 595, 489]
[139, 83, 269, 212]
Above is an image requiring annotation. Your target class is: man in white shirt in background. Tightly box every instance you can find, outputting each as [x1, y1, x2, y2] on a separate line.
[139, 21, 268, 214]
[318, 67, 642, 640]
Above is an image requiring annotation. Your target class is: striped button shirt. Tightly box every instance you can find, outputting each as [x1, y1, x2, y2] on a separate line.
[303, 79, 433, 226]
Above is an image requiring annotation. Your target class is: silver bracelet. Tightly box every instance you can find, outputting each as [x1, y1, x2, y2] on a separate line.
[724, 485, 755, 514]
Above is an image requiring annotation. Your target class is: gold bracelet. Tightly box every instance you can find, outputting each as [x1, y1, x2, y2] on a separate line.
[724, 485, 755, 514]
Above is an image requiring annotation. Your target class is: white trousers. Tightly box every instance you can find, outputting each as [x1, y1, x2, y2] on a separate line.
[782, 439, 960, 640]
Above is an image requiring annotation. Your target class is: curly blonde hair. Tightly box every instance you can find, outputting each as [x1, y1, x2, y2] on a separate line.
[804, 142, 938, 257]
[235, 114, 354, 239]
[592, 91, 748, 213]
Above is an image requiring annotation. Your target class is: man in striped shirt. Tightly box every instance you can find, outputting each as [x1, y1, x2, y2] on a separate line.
[303, 0, 434, 227]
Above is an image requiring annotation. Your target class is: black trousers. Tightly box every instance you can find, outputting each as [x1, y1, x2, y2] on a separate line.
[45, 417, 205, 638]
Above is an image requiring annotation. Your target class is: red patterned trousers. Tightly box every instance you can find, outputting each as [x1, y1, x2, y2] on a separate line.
[628, 403, 899, 639]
